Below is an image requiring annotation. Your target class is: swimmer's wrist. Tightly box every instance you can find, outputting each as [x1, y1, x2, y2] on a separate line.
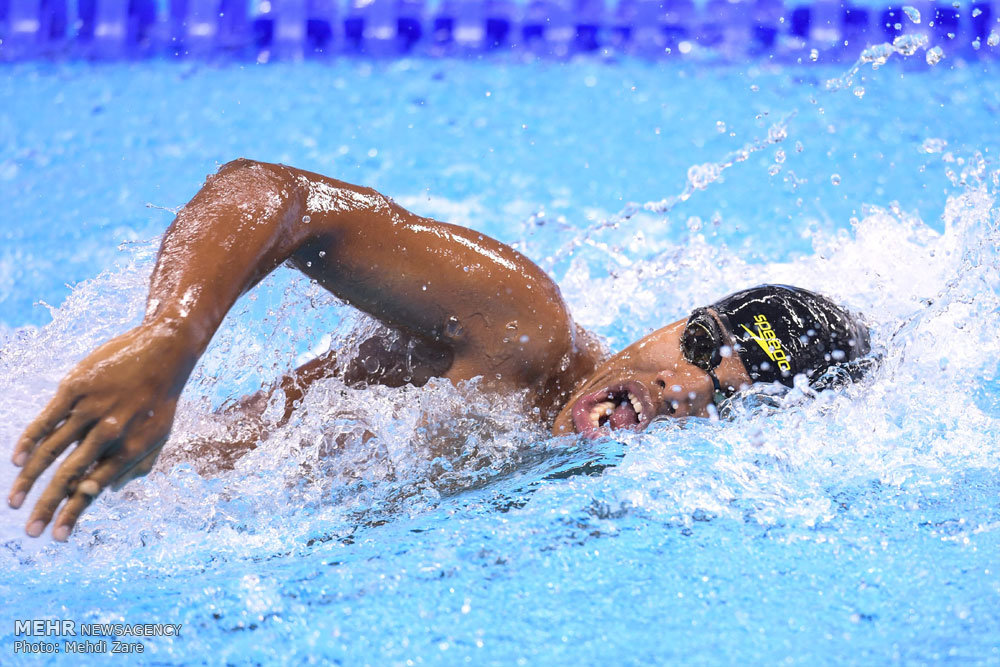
[138, 312, 215, 359]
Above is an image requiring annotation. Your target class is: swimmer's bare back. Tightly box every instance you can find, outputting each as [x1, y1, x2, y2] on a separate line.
[7, 159, 604, 541]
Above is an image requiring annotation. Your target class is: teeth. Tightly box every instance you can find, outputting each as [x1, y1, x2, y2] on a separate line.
[590, 400, 614, 427]
[627, 392, 645, 420]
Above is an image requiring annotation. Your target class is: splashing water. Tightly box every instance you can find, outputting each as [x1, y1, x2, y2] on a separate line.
[926, 46, 945, 65]
[826, 34, 930, 92]
[2, 57, 1000, 663]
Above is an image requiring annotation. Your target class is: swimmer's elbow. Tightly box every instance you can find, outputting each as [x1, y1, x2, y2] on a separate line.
[202, 159, 303, 214]
[214, 158, 288, 182]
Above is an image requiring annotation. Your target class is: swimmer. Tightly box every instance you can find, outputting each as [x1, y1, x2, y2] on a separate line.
[6, 159, 872, 541]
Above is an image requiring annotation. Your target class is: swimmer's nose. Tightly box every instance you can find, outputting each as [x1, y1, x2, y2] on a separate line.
[652, 373, 708, 418]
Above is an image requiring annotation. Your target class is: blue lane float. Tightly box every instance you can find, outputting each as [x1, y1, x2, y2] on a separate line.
[1, 0, 999, 60]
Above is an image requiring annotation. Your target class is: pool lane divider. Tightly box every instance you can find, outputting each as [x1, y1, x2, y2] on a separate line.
[0, 0, 997, 61]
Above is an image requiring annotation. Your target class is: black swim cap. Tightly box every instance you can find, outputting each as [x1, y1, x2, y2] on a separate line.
[709, 285, 871, 387]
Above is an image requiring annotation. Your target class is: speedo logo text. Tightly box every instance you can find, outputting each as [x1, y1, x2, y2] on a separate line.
[741, 314, 792, 372]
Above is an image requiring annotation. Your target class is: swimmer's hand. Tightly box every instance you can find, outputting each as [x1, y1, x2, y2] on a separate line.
[7, 324, 194, 541]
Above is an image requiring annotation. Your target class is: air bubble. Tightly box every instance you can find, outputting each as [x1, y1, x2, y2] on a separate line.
[902, 5, 920, 23]
[988, 30, 999, 47]
[853, 86, 865, 98]
[716, 121, 726, 133]
[831, 174, 842, 185]
[809, 49, 819, 61]
[925, 46, 945, 65]
[301, 215, 311, 224]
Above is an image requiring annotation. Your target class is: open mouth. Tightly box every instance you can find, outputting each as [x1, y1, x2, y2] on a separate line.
[571, 381, 654, 437]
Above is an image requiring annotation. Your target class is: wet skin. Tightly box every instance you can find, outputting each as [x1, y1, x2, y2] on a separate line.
[551, 319, 751, 437]
[7, 159, 749, 541]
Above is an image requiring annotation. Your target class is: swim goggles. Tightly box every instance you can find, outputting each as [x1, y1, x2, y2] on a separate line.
[681, 308, 736, 406]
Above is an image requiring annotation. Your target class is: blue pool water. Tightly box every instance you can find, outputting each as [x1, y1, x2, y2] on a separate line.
[2, 46, 1000, 663]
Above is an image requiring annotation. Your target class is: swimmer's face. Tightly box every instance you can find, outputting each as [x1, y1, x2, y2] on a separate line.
[552, 319, 752, 438]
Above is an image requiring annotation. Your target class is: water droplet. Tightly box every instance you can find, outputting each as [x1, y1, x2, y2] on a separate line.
[921, 137, 947, 154]
[853, 86, 865, 98]
[716, 121, 726, 133]
[973, 37, 982, 50]
[768, 124, 787, 143]
[505, 320, 518, 330]
[925, 45, 945, 65]
[768, 165, 782, 176]
[362, 356, 380, 373]
[988, 30, 999, 47]
[301, 215, 311, 224]
[902, 5, 920, 23]
[860, 43, 893, 66]
[318, 250, 326, 257]
[775, 149, 786, 163]
[687, 163, 722, 190]
[795, 141, 804, 153]
[893, 33, 928, 55]
[519, 335, 530, 344]
[750, 84, 760, 92]
[445, 316, 464, 338]
[972, 7, 982, 17]
[809, 48, 819, 61]
[831, 174, 842, 185]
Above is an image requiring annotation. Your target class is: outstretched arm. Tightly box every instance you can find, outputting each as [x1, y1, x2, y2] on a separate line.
[8, 159, 580, 540]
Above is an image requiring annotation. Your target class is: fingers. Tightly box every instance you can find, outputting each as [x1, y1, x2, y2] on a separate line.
[11, 390, 76, 467]
[51, 459, 124, 542]
[8, 414, 90, 510]
[110, 445, 162, 491]
[23, 420, 120, 539]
